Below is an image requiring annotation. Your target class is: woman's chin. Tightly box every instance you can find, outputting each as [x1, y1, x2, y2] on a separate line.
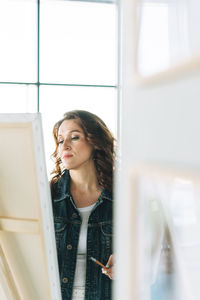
[63, 163, 73, 170]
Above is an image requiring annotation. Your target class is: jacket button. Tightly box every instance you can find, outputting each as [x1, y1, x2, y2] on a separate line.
[62, 277, 68, 283]
[67, 244, 72, 250]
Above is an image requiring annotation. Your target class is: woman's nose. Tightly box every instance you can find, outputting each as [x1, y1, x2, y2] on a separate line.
[63, 139, 71, 149]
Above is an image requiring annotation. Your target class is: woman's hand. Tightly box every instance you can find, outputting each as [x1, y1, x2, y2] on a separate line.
[102, 254, 114, 280]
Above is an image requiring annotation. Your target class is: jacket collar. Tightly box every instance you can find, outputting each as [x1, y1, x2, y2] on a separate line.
[53, 170, 70, 202]
[52, 170, 112, 203]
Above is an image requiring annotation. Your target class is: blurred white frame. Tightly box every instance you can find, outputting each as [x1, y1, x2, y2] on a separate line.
[133, 0, 200, 85]
[130, 164, 200, 300]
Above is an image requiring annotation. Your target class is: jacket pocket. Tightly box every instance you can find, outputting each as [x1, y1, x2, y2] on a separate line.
[100, 222, 113, 237]
[54, 218, 67, 250]
[100, 222, 113, 254]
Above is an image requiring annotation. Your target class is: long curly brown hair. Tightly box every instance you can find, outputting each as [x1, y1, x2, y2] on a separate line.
[50, 110, 115, 192]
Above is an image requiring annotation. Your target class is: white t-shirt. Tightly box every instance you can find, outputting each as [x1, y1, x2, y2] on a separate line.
[72, 203, 96, 299]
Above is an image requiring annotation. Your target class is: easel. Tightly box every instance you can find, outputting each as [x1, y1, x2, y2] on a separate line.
[0, 238, 21, 300]
[0, 216, 39, 299]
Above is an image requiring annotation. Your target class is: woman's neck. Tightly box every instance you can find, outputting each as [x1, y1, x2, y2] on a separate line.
[69, 163, 99, 193]
[69, 165, 101, 207]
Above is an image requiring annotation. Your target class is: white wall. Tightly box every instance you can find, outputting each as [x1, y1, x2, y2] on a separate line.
[114, 0, 200, 299]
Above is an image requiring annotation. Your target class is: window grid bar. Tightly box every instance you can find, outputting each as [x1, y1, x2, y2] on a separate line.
[39, 83, 117, 88]
[0, 82, 117, 88]
[0, 82, 37, 86]
[65, 0, 116, 4]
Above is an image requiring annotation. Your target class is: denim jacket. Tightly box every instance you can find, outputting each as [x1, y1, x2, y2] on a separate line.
[51, 170, 113, 300]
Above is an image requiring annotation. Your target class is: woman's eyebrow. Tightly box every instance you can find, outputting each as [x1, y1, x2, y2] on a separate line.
[70, 130, 81, 133]
[58, 130, 81, 137]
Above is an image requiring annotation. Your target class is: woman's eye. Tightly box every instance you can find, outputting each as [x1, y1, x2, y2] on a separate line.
[71, 136, 80, 141]
[57, 140, 64, 145]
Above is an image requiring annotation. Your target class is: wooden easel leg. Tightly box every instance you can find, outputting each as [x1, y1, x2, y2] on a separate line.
[0, 241, 21, 300]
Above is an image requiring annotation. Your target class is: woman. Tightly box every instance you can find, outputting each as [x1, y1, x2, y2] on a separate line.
[50, 110, 115, 300]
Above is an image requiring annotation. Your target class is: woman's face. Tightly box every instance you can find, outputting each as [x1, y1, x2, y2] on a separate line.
[57, 119, 94, 170]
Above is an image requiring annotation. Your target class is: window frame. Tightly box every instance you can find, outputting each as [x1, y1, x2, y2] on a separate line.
[0, 0, 118, 112]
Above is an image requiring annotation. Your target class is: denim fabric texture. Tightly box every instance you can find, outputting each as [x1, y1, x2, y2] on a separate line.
[51, 170, 113, 300]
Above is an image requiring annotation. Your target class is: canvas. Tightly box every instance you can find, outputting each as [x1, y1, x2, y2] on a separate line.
[0, 113, 61, 300]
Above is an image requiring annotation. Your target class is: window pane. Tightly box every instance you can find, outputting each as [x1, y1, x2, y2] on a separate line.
[40, 1, 117, 85]
[0, 0, 37, 82]
[40, 85, 117, 174]
[0, 85, 37, 112]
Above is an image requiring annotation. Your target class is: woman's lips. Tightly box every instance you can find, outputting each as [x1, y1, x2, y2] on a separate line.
[63, 154, 73, 159]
